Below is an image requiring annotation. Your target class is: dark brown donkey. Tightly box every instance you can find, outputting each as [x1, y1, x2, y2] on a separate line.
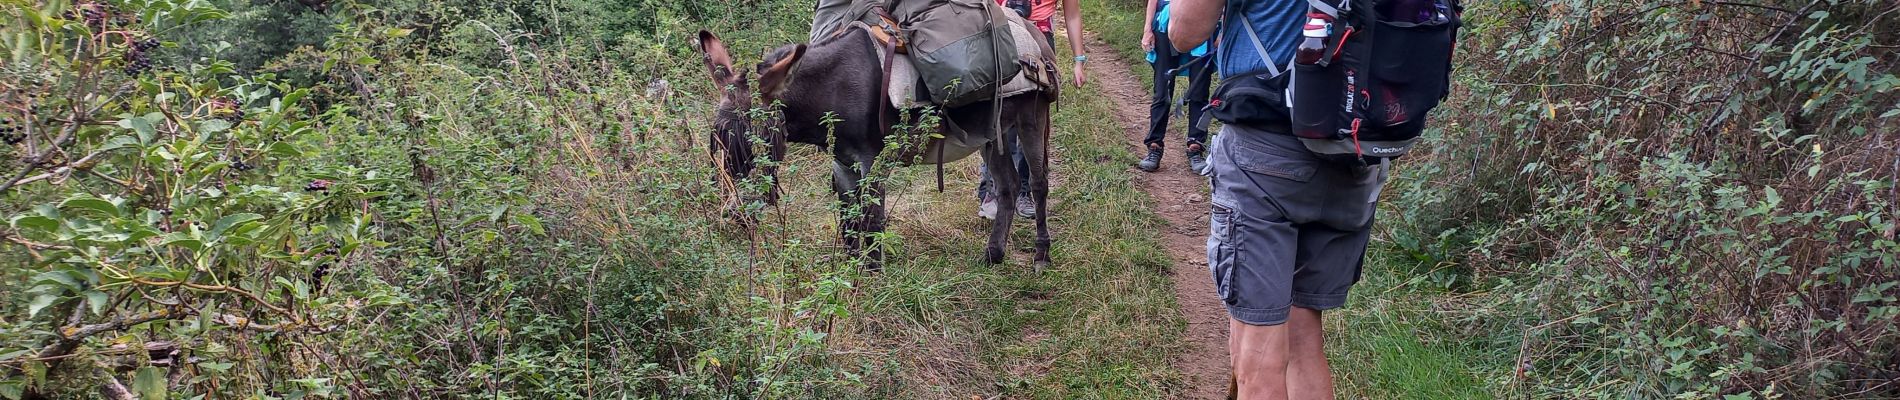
[695, 28, 1057, 270]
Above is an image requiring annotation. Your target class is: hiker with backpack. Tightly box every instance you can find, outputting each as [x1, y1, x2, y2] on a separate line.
[1168, 0, 1460, 397]
[1137, 0, 1217, 174]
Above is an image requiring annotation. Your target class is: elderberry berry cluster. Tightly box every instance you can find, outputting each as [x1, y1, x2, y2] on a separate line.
[67, 2, 112, 26]
[310, 262, 331, 291]
[1, 118, 22, 145]
[122, 52, 153, 75]
[225, 154, 256, 173]
[68, 0, 166, 76]
[210, 97, 246, 122]
[123, 37, 159, 75]
[67, 2, 140, 31]
[309, 246, 341, 291]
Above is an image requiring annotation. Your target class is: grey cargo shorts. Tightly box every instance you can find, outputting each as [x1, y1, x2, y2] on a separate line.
[1206, 124, 1387, 326]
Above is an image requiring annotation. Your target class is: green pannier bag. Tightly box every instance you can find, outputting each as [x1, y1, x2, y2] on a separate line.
[891, 0, 1022, 107]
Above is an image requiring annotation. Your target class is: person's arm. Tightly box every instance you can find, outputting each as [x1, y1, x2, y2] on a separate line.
[1141, 0, 1159, 51]
[1062, 0, 1087, 87]
[1167, 0, 1223, 53]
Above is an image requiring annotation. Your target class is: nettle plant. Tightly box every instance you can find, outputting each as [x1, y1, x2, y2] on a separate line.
[3, 1, 381, 397]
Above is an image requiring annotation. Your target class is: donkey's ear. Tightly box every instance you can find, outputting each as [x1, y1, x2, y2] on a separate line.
[697, 30, 736, 85]
[757, 44, 807, 99]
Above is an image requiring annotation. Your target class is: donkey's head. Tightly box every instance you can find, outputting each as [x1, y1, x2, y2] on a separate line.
[696, 31, 806, 205]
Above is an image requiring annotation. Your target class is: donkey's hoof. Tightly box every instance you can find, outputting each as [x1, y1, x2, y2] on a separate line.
[1032, 260, 1050, 273]
[984, 246, 1007, 265]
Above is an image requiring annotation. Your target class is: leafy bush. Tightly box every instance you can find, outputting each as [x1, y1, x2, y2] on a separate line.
[4, 0, 862, 398]
[1388, 0, 1900, 397]
[1, 1, 384, 397]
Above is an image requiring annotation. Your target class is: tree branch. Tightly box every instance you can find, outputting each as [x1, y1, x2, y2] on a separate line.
[0, 82, 134, 194]
[130, 278, 296, 318]
[95, 369, 136, 400]
[1708, 1, 1793, 15]
[35, 308, 177, 367]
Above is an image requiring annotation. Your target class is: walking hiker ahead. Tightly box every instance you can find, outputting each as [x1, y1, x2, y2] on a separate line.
[1168, 0, 1461, 397]
[1137, 0, 1217, 174]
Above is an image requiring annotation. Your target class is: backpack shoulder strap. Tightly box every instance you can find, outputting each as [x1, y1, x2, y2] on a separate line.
[1237, 16, 1288, 78]
[1306, 0, 1346, 18]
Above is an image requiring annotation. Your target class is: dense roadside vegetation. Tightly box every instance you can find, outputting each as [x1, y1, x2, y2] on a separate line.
[1, 0, 827, 397]
[2, 0, 1188, 398]
[1405, 1, 1898, 398]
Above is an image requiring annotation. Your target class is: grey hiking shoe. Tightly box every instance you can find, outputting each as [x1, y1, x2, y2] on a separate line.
[1137, 144, 1164, 172]
[1187, 145, 1210, 176]
[1015, 192, 1037, 219]
[978, 190, 999, 220]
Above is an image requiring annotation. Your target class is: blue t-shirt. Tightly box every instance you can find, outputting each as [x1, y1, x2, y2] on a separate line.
[1217, 0, 1305, 77]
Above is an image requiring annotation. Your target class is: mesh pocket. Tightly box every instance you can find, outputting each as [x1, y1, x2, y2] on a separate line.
[1365, 18, 1456, 139]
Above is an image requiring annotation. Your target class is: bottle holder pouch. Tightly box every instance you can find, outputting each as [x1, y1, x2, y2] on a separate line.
[1289, 27, 1362, 141]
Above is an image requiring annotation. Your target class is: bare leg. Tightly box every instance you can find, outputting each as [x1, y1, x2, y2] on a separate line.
[1231, 318, 1291, 400]
[982, 140, 1018, 265]
[1285, 307, 1334, 399]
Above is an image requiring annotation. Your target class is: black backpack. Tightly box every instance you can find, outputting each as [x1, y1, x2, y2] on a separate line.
[1210, 0, 1463, 165]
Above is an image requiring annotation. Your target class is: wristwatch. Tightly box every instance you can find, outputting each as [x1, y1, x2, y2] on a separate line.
[1074, 55, 1088, 63]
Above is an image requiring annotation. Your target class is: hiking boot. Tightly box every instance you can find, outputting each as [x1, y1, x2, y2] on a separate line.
[1186, 144, 1210, 176]
[978, 190, 999, 220]
[1015, 191, 1037, 219]
[1137, 144, 1164, 172]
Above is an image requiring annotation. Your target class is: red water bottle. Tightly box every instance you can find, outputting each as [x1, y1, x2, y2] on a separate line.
[1294, 12, 1333, 65]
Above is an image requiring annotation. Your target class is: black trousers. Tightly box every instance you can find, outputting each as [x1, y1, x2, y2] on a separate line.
[1144, 28, 1215, 150]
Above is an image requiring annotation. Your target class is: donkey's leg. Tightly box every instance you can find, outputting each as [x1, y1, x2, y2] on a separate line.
[861, 175, 888, 271]
[831, 159, 869, 266]
[982, 138, 1020, 265]
[1017, 100, 1055, 269]
[832, 156, 887, 271]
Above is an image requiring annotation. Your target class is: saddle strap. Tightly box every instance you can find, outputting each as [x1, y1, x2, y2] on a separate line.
[860, 6, 946, 193]
[836, 8, 907, 54]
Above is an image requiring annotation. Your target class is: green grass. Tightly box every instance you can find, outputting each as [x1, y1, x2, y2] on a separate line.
[820, 77, 1186, 398]
[1326, 246, 1502, 399]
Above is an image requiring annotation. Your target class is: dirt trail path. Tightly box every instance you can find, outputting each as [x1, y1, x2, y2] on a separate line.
[1078, 34, 1231, 399]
